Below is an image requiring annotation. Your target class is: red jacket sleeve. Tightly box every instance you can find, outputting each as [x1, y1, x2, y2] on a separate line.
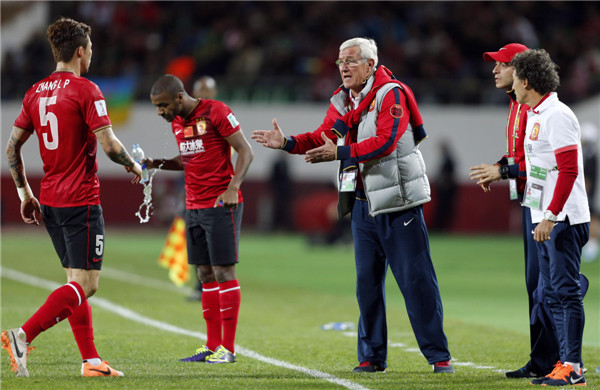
[547, 148, 578, 215]
[286, 102, 341, 154]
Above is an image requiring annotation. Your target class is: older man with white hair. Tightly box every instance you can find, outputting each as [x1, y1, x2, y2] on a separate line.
[252, 37, 453, 374]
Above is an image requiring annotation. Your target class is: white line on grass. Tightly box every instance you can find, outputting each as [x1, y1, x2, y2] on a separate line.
[49, 266, 510, 374]
[1, 267, 372, 390]
[341, 331, 506, 373]
[101, 266, 193, 295]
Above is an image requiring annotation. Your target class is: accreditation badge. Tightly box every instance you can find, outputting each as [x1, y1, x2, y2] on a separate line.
[523, 165, 547, 210]
[523, 182, 544, 210]
[339, 169, 357, 192]
[507, 158, 518, 200]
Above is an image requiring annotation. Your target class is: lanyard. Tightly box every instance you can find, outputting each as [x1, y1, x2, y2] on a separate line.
[506, 102, 521, 156]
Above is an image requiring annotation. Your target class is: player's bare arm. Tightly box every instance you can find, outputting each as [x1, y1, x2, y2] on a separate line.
[6, 126, 41, 224]
[6, 127, 33, 191]
[95, 126, 142, 182]
[251, 118, 286, 149]
[144, 155, 184, 170]
[215, 131, 254, 208]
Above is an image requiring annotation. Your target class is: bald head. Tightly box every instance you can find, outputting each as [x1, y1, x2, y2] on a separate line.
[193, 76, 217, 99]
[150, 74, 185, 98]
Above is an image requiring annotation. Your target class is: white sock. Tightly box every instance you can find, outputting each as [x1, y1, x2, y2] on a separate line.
[85, 358, 102, 366]
[17, 328, 27, 343]
[565, 361, 580, 373]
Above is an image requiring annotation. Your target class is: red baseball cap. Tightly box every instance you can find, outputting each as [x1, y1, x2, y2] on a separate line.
[483, 43, 529, 62]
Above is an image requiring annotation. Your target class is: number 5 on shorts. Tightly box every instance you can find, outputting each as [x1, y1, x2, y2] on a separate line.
[95, 235, 104, 256]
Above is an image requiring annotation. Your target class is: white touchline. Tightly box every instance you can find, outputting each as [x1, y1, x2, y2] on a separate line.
[101, 266, 193, 295]
[340, 332, 506, 373]
[1, 267, 371, 390]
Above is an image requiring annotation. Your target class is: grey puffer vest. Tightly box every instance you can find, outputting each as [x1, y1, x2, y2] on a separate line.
[333, 81, 431, 217]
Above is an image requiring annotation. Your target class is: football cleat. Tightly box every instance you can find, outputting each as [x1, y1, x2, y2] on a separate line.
[433, 360, 455, 374]
[505, 362, 541, 378]
[1, 328, 32, 377]
[206, 346, 236, 364]
[530, 361, 566, 385]
[538, 363, 586, 386]
[179, 345, 214, 362]
[81, 360, 124, 377]
[352, 361, 386, 372]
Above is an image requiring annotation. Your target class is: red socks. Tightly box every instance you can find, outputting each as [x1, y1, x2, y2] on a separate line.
[201, 280, 241, 353]
[219, 279, 240, 353]
[22, 282, 84, 343]
[201, 281, 222, 351]
[68, 300, 99, 360]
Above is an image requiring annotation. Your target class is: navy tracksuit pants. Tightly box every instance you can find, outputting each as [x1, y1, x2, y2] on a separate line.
[522, 206, 560, 374]
[351, 198, 450, 366]
[534, 218, 589, 365]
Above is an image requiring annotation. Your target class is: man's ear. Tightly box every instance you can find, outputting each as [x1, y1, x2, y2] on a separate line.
[76, 46, 84, 58]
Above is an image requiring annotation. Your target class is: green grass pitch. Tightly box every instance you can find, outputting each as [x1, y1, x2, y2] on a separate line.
[1, 227, 598, 389]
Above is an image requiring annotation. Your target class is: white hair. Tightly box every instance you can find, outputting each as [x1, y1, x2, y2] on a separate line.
[339, 38, 378, 67]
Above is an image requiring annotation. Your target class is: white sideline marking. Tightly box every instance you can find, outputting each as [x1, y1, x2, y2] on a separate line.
[101, 266, 193, 295]
[343, 331, 507, 374]
[1, 267, 371, 390]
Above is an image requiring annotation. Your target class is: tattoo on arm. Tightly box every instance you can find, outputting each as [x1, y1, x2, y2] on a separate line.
[107, 146, 134, 167]
[6, 133, 26, 188]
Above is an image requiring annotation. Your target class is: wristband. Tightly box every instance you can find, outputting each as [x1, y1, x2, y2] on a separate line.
[17, 187, 29, 201]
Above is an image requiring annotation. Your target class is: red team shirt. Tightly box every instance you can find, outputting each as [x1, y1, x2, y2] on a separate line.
[172, 99, 243, 209]
[14, 72, 111, 207]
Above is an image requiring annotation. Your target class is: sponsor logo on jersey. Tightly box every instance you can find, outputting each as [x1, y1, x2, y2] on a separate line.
[227, 113, 239, 128]
[184, 126, 195, 138]
[390, 104, 404, 118]
[94, 100, 108, 117]
[530, 122, 540, 140]
[180, 139, 205, 156]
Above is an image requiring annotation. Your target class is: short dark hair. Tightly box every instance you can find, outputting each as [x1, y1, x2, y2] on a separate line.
[46, 17, 91, 63]
[150, 74, 185, 97]
[511, 49, 560, 95]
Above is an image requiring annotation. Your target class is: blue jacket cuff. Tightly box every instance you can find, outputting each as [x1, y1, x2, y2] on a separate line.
[331, 119, 350, 138]
[337, 145, 351, 160]
[282, 136, 295, 152]
[507, 163, 520, 179]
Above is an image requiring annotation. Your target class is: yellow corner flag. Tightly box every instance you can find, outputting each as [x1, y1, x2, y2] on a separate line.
[158, 216, 189, 286]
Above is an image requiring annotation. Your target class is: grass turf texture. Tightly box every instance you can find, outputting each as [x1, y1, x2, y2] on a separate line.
[1, 228, 598, 389]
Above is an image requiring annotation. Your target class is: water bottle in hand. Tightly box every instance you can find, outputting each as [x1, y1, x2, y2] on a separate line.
[132, 144, 149, 183]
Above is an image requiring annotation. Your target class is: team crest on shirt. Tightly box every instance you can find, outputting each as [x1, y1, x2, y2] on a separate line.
[196, 120, 207, 135]
[368, 100, 376, 112]
[390, 104, 403, 118]
[530, 122, 540, 140]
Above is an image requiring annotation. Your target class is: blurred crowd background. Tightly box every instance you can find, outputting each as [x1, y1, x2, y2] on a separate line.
[2, 1, 599, 105]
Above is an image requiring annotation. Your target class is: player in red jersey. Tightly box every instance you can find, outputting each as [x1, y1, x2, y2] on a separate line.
[2, 17, 142, 378]
[146, 74, 254, 363]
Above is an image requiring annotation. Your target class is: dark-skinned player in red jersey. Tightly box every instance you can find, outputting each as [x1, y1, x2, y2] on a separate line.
[145, 74, 254, 364]
[2, 17, 142, 378]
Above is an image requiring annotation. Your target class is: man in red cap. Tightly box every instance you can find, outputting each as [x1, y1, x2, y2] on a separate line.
[470, 43, 561, 379]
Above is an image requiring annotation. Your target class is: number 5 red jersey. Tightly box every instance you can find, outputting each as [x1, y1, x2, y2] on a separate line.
[14, 71, 111, 207]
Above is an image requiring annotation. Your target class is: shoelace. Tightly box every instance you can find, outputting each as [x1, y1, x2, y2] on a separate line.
[548, 364, 573, 380]
[194, 346, 210, 354]
[211, 347, 226, 358]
